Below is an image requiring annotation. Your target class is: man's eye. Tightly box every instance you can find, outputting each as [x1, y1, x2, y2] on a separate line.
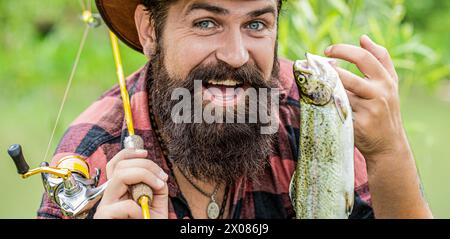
[246, 21, 265, 31]
[194, 20, 216, 30]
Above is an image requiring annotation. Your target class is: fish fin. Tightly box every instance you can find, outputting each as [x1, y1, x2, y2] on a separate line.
[334, 95, 348, 123]
[289, 171, 297, 213]
[345, 191, 354, 217]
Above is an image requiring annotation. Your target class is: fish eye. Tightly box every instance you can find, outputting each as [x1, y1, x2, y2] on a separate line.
[297, 76, 307, 84]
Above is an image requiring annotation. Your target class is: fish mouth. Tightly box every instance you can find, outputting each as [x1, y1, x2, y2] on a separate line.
[294, 53, 338, 106]
[293, 60, 312, 81]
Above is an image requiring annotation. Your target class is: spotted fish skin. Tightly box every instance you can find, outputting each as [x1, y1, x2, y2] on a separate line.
[290, 53, 355, 219]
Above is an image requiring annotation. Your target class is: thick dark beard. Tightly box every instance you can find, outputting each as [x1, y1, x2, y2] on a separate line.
[147, 47, 280, 185]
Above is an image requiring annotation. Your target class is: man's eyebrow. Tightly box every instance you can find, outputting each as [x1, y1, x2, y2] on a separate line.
[186, 3, 230, 15]
[248, 6, 277, 18]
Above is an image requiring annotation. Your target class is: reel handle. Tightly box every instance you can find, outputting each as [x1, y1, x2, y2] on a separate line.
[8, 144, 30, 175]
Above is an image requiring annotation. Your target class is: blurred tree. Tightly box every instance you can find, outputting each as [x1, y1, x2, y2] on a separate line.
[404, 0, 450, 65]
[278, 0, 450, 98]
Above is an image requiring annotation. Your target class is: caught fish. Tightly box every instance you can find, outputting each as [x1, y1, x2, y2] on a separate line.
[289, 53, 355, 219]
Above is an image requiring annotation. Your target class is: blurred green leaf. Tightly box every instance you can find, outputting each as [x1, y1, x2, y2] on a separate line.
[279, 0, 450, 92]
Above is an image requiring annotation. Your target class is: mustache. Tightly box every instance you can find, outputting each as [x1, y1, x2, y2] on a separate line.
[184, 61, 274, 89]
[148, 54, 279, 184]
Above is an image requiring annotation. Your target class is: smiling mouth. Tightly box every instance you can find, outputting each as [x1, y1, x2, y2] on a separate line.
[206, 79, 244, 87]
[202, 79, 248, 106]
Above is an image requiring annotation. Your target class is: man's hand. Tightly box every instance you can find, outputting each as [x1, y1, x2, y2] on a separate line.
[325, 35, 433, 218]
[325, 35, 403, 158]
[94, 149, 169, 219]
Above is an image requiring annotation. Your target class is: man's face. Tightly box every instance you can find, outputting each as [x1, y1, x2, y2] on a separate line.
[163, 0, 278, 86]
[147, 0, 279, 184]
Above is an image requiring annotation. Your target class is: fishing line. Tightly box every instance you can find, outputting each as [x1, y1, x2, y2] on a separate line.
[43, 22, 90, 162]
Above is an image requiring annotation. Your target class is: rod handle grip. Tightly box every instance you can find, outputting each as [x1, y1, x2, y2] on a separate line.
[124, 135, 154, 206]
[131, 184, 154, 204]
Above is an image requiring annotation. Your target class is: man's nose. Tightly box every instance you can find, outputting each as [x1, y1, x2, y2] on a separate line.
[215, 30, 250, 68]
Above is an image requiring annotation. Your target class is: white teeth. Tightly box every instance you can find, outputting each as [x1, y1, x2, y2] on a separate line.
[207, 79, 239, 86]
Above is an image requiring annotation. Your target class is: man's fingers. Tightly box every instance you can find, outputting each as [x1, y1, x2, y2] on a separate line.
[96, 200, 143, 219]
[115, 159, 168, 181]
[149, 187, 170, 214]
[325, 43, 390, 80]
[328, 59, 338, 67]
[346, 90, 367, 112]
[335, 67, 375, 99]
[360, 35, 398, 81]
[102, 167, 166, 205]
[106, 148, 148, 177]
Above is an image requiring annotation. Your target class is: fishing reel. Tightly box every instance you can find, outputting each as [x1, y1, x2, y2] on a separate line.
[7, 144, 108, 219]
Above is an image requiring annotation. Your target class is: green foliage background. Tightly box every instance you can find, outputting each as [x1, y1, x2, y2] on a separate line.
[0, 0, 449, 218]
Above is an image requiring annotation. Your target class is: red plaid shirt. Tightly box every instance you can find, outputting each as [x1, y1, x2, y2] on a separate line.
[37, 59, 373, 219]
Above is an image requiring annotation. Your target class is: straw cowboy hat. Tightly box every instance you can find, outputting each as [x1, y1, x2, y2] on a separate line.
[96, 0, 144, 53]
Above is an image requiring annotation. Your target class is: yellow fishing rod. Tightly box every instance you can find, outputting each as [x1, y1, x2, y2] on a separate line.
[85, 1, 153, 219]
[108, 32, 153, 219]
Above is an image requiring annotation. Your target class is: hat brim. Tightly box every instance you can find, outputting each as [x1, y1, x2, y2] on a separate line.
[96, 0, 143, 53]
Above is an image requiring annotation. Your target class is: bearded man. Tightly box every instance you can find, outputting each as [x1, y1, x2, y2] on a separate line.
[37, 0, 432, 219]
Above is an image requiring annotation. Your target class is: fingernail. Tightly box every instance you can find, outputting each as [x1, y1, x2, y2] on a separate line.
[156, 178, 164, 188]
[362, 34, 373, 43]
[325, 46, 333, 56]
[159, 170, 169, 180]
[328, 59, 337, 67]
[136, 149, 147, 154]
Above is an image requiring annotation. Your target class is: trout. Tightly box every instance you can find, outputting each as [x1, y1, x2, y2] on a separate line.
[289, 53, 355, 219]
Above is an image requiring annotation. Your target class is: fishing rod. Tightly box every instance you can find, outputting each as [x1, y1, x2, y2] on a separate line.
[109, 31, 153, 219]
[7, 2, 152, 219]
